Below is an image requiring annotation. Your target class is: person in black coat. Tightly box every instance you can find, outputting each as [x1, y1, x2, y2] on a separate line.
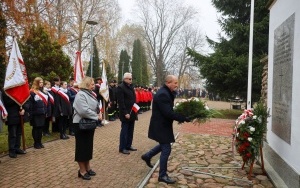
[50, 77, 61, 132]
[2, 90, 30, 158]
[29, 77, 51, 149]
[68, 82, 78, 135]
[117, 73, 138, 154]
[108, 80, 117, 121]
[57, 81, 72, 139]
[141, 75, 190, 184]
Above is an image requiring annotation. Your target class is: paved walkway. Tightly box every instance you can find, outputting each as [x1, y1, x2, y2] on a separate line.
[0, 101, 275, 188]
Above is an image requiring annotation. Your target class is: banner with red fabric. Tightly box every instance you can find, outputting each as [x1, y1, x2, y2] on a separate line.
[74, 51, 84, 84]
[4, 38, 30, 106]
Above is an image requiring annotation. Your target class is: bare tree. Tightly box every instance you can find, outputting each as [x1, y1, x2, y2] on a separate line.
[115, 24, 144, 56]
[41, 0, 121, 69]
[168, 24, 204, 88]
[136, 0, 198, 86]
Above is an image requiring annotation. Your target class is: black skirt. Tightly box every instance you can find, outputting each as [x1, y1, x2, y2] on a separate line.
[74, 123, 95, 162]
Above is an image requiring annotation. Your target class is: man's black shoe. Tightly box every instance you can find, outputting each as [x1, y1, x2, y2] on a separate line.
[60, 134, 70, 140]
[43, 133, 51, 137]
[15, 149, 26, 154]
[119, 149, 130, 154]
[126, 146, 137, 151]
[141, 154, 153, 168]
[158, 175, 176, 184]
[9, 152, 17, 158]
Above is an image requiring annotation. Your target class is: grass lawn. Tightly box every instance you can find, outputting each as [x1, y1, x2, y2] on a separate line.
[0, 123, 60, 155]
[212, 109, 243, 119]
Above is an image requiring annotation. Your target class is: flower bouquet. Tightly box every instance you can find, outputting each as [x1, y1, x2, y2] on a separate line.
[174, 97, 218, 123]
[234, 102, 270, 164]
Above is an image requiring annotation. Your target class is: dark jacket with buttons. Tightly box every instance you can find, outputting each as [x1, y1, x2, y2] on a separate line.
[57, 90, 72, 116]
[29, 91, 51, 117]
[2, 92, 30, 125]
[148, 85, 187, 144]
[117, 81, 137, 122]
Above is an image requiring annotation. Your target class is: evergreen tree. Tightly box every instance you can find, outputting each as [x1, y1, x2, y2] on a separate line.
[19, 25, 72, 82]
[0, 4, 6, 86]
[86, 37, 100, 78]
[131, 39, 149, 86]
[140, 43, 149, 86]
[102, 60, 114, 82]
[118, 50, 130, 83]
[131, 40, 142, 84]
[188, 0, 269, 101]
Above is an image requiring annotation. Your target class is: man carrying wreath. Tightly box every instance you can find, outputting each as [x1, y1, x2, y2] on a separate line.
[141, 75, 190, 184]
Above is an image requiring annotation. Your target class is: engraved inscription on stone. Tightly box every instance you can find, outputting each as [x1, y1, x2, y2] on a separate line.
[272, 13, 294, 144]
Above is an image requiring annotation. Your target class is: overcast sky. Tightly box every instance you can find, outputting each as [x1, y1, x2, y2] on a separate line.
[117, 0, 222, 53]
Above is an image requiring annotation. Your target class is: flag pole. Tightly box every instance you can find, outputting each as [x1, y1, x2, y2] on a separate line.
[20, 107, 26, 151]
[246, 0, 255, 109]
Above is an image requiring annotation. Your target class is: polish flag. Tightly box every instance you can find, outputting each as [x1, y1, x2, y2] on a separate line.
[74, 51, 84, 84]
[100, 62, 109, 102]
[131, 103, 140, 113]
[4, 38, 30, 106]
[0, 100, 7, 117]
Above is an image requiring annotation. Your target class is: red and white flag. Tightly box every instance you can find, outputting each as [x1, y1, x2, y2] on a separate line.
[131, 103, 140, 113]
[0, 100, 7, 117]
[74, 51, 84, 84]
[4, 38, 30, 106]
[100, 62, 109, 102]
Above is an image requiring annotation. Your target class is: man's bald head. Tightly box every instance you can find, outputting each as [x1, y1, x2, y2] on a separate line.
[165, 75, 178, 92]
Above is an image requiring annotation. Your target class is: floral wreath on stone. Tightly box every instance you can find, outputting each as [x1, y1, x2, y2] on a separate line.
[233, 102, 270, 164]
[174, 97, 218, 123]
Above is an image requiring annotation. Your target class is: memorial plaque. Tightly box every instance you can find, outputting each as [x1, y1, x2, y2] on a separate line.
[272, 13, 294, 144]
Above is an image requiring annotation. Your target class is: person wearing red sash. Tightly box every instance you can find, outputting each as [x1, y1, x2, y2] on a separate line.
[42, 80, 53, 136]
[50, 77, 61, 133]
[94, 77, 104, 127]
[68, 81, 79, 135]
[29, 77, 51, 149]
[57, 81, 72, 139]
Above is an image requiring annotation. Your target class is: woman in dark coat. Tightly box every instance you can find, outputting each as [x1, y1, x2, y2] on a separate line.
[29, 77, 51, 149]
[73, 77, 102, 180]
[141, 75, 190, 184]
[57, 81, 72, 139]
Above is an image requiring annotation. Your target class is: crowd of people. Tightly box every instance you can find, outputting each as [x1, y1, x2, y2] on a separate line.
[0, 73, 191, 184]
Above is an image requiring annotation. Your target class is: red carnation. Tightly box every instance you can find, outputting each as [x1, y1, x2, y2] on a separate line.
[244, 142, 250, 147]
[243, 132, 250, 138]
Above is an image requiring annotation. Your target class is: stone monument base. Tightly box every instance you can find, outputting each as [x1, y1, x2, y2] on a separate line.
[263, 142, 300, 188]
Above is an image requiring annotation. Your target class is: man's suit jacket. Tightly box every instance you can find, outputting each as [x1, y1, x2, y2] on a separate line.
[148, 85, 187, 144]
[117, 82, 137, 122]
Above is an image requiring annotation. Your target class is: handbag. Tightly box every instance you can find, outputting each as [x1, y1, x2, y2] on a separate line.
[78, 118, 97, 130]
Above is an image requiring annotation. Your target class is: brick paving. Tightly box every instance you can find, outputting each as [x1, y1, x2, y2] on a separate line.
[0, 101, 275, 188]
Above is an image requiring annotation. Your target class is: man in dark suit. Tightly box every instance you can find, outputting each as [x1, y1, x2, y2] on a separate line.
[117, 73, 138, 154]
[141, 75, 190, 184]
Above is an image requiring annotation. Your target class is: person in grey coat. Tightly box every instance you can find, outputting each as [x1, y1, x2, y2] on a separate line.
[141, 75, 190, 184]
[73, 77, 102, 180]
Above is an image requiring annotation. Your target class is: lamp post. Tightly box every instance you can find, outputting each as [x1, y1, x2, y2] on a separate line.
[87, 20, 98, 77]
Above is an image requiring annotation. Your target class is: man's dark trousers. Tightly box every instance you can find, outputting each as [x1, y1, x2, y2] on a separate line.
[119, 121, 135, 150]
[143, 143, 171, 177]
